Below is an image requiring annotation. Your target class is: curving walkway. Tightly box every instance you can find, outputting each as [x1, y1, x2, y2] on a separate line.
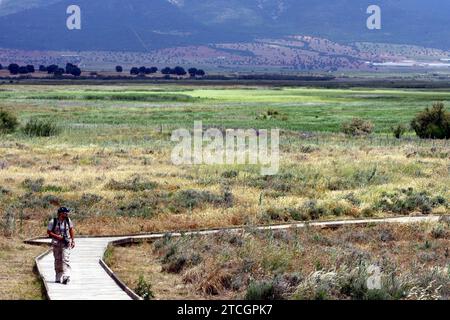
[27, 215, 444, 300]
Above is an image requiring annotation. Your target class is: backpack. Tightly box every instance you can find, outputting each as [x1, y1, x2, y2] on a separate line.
[51, 217, 70, 234]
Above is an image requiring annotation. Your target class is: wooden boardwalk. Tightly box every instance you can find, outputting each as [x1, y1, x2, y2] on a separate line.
[28, 215, 444, 300]
[34, 237, 132, 300]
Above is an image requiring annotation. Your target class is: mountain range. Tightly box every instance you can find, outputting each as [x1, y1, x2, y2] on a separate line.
[0, 0, 450, 52]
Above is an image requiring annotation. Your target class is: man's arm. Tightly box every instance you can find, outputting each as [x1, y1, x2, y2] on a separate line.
[69, 227, 75, 248]
[47, 229, 63, 241]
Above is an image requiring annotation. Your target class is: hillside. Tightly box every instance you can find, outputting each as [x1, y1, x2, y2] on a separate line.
[0, 0, 449, 52]
[1, 35, 449, 72]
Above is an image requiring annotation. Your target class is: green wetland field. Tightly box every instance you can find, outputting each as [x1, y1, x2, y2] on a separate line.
[2, 85, 450, 137]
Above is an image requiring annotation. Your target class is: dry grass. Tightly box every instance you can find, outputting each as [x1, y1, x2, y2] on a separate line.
[108, 221, 449, 300]
[0, 236, 46, 300]
[0, 138, 448, 238]
[107, 242, 202, 300]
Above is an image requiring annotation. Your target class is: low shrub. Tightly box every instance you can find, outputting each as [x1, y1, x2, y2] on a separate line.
[23, 118, 60, 137]
[391, 124, 408, 139]
[0, 186, 11, 195]
[117, 201, 156, 218]
[301, 200, 327, 220]
[222, 170, 239, 179]
[135, 275, 154, 300]
[173, 189, 225, 210]
[0, 109, 19, 134]
[105, 176, 158, 192]
[327, 166, 388, 190]
[294, 263, 408, 300]
[21, 178, 45, 192]
[430, 224, 448, 239]
[341, 118, 374, 136]
[256, 109, 288, 121]
[162, 256, 187, 273]
[411, 102, 450, 139]
[299, 145, 320, 153]
[374, 188, 447, 215]
[245, 281, 275, 300]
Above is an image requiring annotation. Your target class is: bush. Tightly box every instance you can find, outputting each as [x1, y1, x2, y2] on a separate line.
[300, 145, 320, 153]
[374, 188, 447, 215]
[23, 119, 60, 137]
[301, 200, 327, 220]
[173, 189, 224, 210]
[294, 264, 407, 300]
[411, 102, 450, 139]
[105, 176, 158, 192]
[341, 118, 374, 136]
[162, 256, 187, 274]
[256, 109, 288, 121]
[245, 281, 275, 300]
[430, 224, 448, 239]
[22, 178, 45, 192]
[135, 275, 154, 300]
[0, 109, 19, 134]
[391, 124, 408, 139]
[222, 170, 238, 179]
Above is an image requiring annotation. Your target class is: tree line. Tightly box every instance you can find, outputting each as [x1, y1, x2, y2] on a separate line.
[1, 62, 206, 78]
[1, 63, 36, 75]
[1, 63, 81, 76]
[120, 65, 206, 77]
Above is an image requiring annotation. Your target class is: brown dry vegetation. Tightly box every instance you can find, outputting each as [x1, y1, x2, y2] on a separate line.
[0, 236, 46, 300]
[0, 137, 448, 239]
[109, 221, 449, 300]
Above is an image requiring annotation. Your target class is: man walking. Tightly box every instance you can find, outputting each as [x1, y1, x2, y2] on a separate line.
[47, 207, 75, 284]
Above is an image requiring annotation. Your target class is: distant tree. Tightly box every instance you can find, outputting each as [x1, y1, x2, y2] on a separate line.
[62, 63, 81, 76]
[71, 66, 82, 77]
[39, 65, 47, 72]
[8, 63, 20, 75]
[173, 66, 186, 76]
[115, 66, 123, 73]
[130, 67, 139, 75]
[149, 67, 158, 73]
[54, 68, 65, 76]
[144, 68, 152, 75]
[161, 67, 172, 75]
[196, 69, 206, 77]
[0, 64, 3, 70]
[65, 63, 75, 74]
[18, 66, 29, 74]
[26, 65, 35, 73]
[188, 68, 197, 77]
[47, 65, 59, 74]
[138, 66, 146, 74]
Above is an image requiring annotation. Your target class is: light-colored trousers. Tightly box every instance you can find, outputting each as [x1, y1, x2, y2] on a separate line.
[53, 243, 71, 281]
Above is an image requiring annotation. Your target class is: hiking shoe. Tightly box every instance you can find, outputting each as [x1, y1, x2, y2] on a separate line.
[62, 277, 70, 285]
[55, 279, 61, 284]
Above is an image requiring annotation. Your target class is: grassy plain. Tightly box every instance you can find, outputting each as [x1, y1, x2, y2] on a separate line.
[0, 84, 449, 299]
